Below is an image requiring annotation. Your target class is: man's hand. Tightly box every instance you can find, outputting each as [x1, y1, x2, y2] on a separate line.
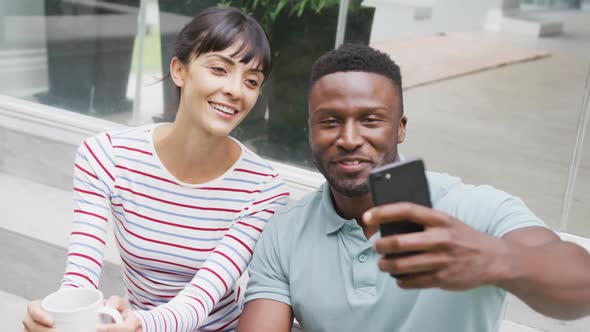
[22, 300, 54, 332]
[363, 202, 510, 291]
[97, 296, 142, 332]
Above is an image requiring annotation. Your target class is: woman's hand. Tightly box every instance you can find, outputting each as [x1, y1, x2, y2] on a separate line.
[97, 296, 142, 332]
[22, 300, 54, 332]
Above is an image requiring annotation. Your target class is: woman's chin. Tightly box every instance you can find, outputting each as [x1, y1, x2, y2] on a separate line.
[205, 123, 236, 138]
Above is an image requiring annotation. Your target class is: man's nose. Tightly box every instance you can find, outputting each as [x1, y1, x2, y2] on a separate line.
[336, 121, 363, 151]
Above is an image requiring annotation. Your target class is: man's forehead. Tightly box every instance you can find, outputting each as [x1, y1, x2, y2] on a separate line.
[316, 70, 384, 82]
[310, 71, 398, 100]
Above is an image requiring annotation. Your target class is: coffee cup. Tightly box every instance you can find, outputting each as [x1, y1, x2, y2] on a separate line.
[41, 288, 123, 332]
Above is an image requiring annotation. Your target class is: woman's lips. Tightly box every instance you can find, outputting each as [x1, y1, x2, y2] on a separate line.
[209, 101, 239, 119]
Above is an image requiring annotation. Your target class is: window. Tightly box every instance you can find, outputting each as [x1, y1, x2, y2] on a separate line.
[1, 0, 589, 234]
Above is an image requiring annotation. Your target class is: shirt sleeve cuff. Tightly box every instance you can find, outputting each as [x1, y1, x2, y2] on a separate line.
[133, 310, 148, 332]
[244, 290, 291, 307]
[496, 220, 551, 238]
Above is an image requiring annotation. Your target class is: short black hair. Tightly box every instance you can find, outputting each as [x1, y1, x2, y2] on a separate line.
[173, 6, 272, 78]
[309, 44, 403, 112]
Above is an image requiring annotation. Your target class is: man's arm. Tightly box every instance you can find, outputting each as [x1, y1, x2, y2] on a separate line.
[498, 227, 590, 320]
[237, 299, 294, 332]
[364, 202, 590, 320]
[237, 199, 296, 331]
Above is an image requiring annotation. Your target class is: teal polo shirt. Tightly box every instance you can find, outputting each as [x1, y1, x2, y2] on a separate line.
[245, 171, 548, 332]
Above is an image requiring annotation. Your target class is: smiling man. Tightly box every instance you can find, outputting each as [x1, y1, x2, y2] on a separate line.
[235, 44, 590, 332]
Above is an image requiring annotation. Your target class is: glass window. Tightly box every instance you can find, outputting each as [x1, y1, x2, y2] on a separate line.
[1, 0, 589, 235]
[348, 0, 590, 232]
[565, 68, 590, 237]
[1, 0, 141, 115]
[522, 0, 587, 10]
[232, 0, 375, 170]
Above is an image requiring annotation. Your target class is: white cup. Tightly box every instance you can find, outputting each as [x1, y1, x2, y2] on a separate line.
[41, 288, 123, 332]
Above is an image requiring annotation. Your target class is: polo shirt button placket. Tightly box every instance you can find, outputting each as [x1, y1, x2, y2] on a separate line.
[358, 254, 367, 263]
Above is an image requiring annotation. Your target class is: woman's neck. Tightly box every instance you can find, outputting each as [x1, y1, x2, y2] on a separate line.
[153, 117, 240, 184]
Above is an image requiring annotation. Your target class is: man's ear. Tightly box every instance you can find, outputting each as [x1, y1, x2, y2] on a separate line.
[397, 115, 407, 143]
[307, 116, 312, 144]
[170, 57, 186, 88]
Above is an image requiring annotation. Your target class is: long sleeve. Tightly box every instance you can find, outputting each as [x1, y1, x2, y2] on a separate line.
[133, 174, 290, 331]
[61, 133, 116, 289]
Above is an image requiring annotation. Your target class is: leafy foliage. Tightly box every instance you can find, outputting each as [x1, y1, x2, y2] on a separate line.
[221, 0, 342, 29]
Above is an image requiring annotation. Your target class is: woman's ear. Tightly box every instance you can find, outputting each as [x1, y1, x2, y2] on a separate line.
[170, 57, 186, 88]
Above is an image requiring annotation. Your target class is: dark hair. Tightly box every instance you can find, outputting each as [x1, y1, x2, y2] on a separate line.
[170, 6, 272, 78]
[309, 44, 403, 113]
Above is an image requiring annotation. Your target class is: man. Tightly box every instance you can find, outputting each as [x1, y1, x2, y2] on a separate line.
[236, 44, 590, 331]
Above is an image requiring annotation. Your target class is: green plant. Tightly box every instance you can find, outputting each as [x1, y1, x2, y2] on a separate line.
[221, 0, 341, 30]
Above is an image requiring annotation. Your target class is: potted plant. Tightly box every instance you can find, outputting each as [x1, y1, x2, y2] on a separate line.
[155, 1, 374, 169]
[230, 0, 375, 168]
[39, 0, 140, 115]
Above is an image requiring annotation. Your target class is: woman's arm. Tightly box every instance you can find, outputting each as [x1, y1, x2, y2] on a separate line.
[62, 133, 117, 289]
[23, 133, 117, 332]
[133, 175, 290, 331]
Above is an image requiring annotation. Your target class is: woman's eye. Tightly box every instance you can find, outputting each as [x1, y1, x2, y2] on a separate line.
[211, 67, 226, 74]
[246, 79, 259, 87]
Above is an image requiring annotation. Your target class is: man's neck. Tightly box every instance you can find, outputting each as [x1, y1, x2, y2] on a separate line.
[330, 188, 379, 239]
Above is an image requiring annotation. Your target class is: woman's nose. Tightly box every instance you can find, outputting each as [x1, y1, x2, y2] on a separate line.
[222, 75, 243, 100]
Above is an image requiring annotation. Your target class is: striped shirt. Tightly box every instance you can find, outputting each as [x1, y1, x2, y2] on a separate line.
[61, 124, 290, 331]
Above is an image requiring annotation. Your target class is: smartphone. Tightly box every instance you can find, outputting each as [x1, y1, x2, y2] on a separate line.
[368, 158, 431, 260]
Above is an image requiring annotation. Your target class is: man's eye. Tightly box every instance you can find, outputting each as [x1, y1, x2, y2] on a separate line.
[321, 119, 338, 125]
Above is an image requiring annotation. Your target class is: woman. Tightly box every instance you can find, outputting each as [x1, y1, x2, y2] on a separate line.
[23, 7, 289, 332]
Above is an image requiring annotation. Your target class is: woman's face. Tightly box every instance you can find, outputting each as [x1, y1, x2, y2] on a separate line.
[172, 42, 265, 137]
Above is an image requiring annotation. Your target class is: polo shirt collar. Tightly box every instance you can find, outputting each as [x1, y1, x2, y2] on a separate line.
[320, 155, 407, 235]
[320, 182, 357, 235]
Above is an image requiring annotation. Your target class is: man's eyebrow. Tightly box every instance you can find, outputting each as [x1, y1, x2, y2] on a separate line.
[311, 107, 339, 115]
[206, 54, 264, 75]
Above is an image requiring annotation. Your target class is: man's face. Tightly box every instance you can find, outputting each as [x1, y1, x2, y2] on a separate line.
[308, 71, 406, 197]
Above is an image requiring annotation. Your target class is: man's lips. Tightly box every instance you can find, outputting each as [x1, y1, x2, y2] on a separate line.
[331, 158, 372, 173]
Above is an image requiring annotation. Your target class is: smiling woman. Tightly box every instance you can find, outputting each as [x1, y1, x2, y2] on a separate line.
[21, 7, 289, 332]
[167, 42, 265, 142]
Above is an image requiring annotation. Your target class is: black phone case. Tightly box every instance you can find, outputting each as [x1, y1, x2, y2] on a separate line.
[369, 159, 432, 260]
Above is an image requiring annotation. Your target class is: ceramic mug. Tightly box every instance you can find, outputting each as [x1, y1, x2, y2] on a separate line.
[41, 288, 123, 332]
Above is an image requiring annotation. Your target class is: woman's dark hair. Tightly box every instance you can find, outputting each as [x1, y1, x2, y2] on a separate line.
[171, 6, 272, 78]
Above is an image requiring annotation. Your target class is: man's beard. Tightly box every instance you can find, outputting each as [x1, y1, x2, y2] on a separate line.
[312, 150, 397, 198]
[323, 167, 370, 197]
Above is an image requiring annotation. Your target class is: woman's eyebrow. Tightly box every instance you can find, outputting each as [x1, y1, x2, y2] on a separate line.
[206, 54, 235, 66]
[206, 53, 264, 74]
